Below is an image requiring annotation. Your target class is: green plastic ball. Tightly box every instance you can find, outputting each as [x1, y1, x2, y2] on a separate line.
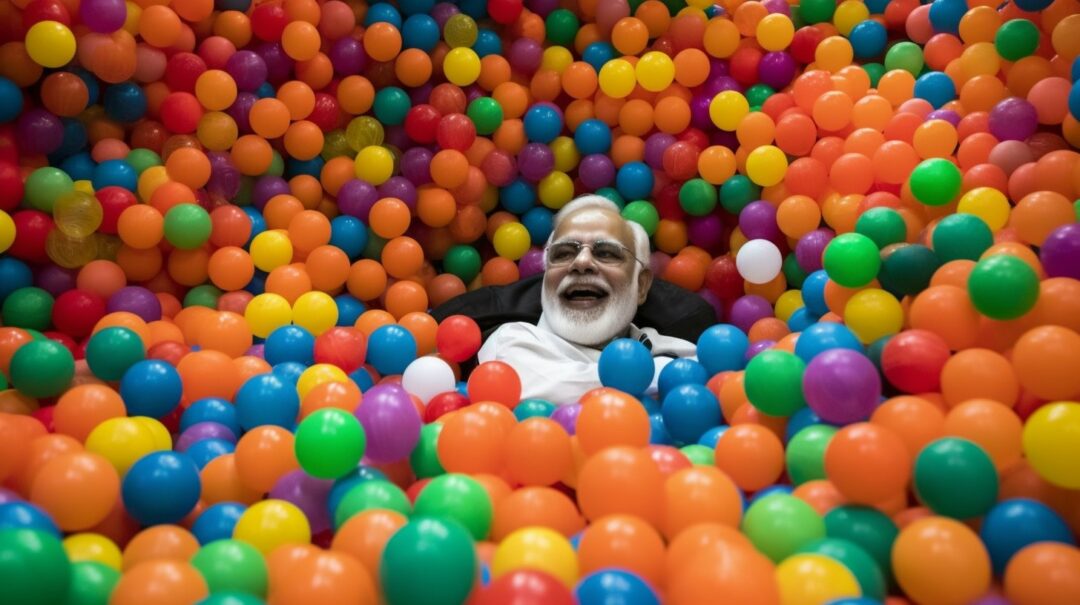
[410, 423, 446, 479]
[741, 494, 826, 562]
[914, 437, 999, 519]
[163, 203, 212, 250]
[995, 19, 1040, 61]
[0, 529, 72, 605]
[295, 408, 367, 479]
[197, 594, 265, 605]
[545, 9, 580, 46]
[878, 243, 940, 297]
[786, 424, 837, 485]
[191, 539, 268, 597]
[798, 0, 836, 23]
[679, 179, 718, 216]
[24, 167, 74, 212]
[680, 444, 715, 466]
[782, 252, 807, 289]
[883, 41, 924, 75]
[266, 150, 285, 176]
[909, 158, 961, 206]
[862, 63, 886, 88]
[931, 213, 993, 262]
[595, 187, 625, 207]
[719, 175, 760, 214]
[514, 399, 557, 420]
[335, 480, 412, 529]
[85, 326, 146, 382]
[380, 517, 477, 605]
[10, 339, 75, 398]
[345, 116, 385, 151]
[443, 244, 482, 283]
[413, 474, 493, 540]
[825, 506, 899, 582]
[823, 233, 881, 288]
[968, 254, 1039, 320]
[364, 230, 388, 260]
[855, 207, 907, 249]
[1, 287, 54, 331]
[744, 350, 807, 417]
[373, 87, 411, 126]
[183, 284, 223, 309]
[797, 538, 887, 601]
[66, 562, 120, 605]
[125, 149, 162, 174]
[746, 85, 775, 108]
[467, 97, 504, 136]
[621, 200, 660, 237]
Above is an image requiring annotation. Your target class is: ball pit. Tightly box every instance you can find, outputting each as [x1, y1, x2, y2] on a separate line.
[1, 0, 1080, 603]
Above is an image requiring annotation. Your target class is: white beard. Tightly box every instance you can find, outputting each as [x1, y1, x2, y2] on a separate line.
[541, 270, 641, 348]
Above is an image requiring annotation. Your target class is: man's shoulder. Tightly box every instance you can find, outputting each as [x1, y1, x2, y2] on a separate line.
[487, 320, 546, 341]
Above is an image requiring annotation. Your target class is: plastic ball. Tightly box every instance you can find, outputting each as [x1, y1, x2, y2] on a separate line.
[736, 239, 783, 285]
[25, 21, 76, 68]
[295, 409, 366, 479]
[10, 339, 75, 398]
[380, 518, 477, 605]
[1022, 402, 1080, 489]
[598, 338, 654, 397]
[914, 437, 999, 519]
[967, 254, 1039, 320]
[121, 451, 201, 526]
[85, 326, 145, 382]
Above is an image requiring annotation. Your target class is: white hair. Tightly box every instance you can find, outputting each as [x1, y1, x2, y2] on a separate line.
[545, 195, 651, 267]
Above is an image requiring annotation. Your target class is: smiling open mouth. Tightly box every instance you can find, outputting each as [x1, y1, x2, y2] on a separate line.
[561, 284, 610, 304]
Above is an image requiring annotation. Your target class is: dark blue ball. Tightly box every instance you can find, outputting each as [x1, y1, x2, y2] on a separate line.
[121, 452, 201, 526]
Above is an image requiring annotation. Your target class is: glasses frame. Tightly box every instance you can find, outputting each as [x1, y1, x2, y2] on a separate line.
[544, 238, 648, 269]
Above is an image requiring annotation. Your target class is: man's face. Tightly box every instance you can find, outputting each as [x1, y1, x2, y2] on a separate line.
[541, 208, 651, 347]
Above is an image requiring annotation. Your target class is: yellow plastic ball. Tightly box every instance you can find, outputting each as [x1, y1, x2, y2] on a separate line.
[492, 527, 578, 589]
[636, 51, 675, 93]
[833, 0, 870, 36]
[598, 59, 636, 99]
[292, 291, 338, 336]
[138, 165, 170, 202]
[443, 13, 478, 48]
[493, 222, 531, 261]
[63, 533, 123, 571]
[757, 14, 795, 52]
[53, 190, 104, 239]
[538, 171, 574, 209]
[85, 417, 162, 475]
[346, 116, 385, 151]
[25, 20, 77, 68]
[746, 145, 788, 187]
[815, 36, 854, 73]
[73, 180, 96, 194]
[249, 230, 294, 272]
[133, 416, 173, 451]
[957, 187, 1010, 232]
[844, 288, 903, 343]
[960, 42, 1000, 78]
[296, 363, 349, 400]
[710, 91, 749, 131]
[542, 46, 574, 74]
[443, 47, 482, 86]
[244, 293, 292, 339]
[776, 554, 862, 605]
[232, 499, 312, 555]
[0, 209, 14, 253]
[1022, 401, 1080, 489]
[354, 145, 395, 185]
[197, 112, 239, 152]
[774, 290, 805, 322]
[123, 1, 141, 34]
[550, 136, 580, 172]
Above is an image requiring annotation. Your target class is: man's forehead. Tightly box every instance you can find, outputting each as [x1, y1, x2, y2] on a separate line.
[553, 208, 632, 243]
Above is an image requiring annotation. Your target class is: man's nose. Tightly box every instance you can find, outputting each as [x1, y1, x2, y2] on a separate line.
[568, 246, 598, 272]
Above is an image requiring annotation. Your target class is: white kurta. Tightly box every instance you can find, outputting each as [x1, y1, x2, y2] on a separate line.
[476, 314, 698, 405]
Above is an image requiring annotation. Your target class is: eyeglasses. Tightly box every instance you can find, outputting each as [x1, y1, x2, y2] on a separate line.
[545, 239, 647, 268]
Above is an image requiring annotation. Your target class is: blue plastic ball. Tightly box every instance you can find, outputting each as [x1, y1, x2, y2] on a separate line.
[786, 406, 829, 443]
[59, 152, 95, 181]
[1069, 81, 1080, 121]
[696, 324, 750, 375]
[582, 42, 617, 72]
[864, 0, 888, 13]
[658, 358, 709, 399]
[928, 0, 966, 35]
[120, 359, 183, 418]
[330, 215, 368, 259]
[523, 104, 563, 144]
[349, 367, 376, 392]
[121, 451, 201, 526]
[615, 162, 654, 201]
[402, 14, 440, 51]
[327, 466, 388, 518]
[1013, 0, 1053, 9]
[794, 322, 863, 363]
[640, 396, 661, 415]
[186, 438, 235, 469]
[235, 373, 299, 431]
[980, 498, 1076, 575]
[399, 0, 434, 15]
[286, 156, 324, 179]
[367, 325, 417, 375]
[522, 206, 554, 243]
[103, 82, 147, 123]
[0, 258, 33, 303]
[0, 502, 61, 536]
[265, 325, 315, 366]
[500, 179, 537, 214]
[364, 2, 403, 27]
[598, 338, 654, 396]
[661, 383, 722, 445]
[473, 29, 502, 57]
[648, 412, 674, 445]
[272, 361, 307, 384]
[0, 76, 23, 123]
[458, 0, 487, 19]
[801, 270, 830, 316]
[91, 159, 137, 192]
[698, 424, 729, 448]
[574, 119, 612, 155]
[51, 118, 88, 161]
[334, 294, 366, 327]
[575, 569, 661, 605]
[191, 502, 246, 545]
[849, 20, 887, 59]
[787, 307, 817, 333]
[181, 398, 240, 434]
[913, 71, 956, 109]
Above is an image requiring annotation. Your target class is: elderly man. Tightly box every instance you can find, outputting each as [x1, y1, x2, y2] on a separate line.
[477, 195, 697, 404]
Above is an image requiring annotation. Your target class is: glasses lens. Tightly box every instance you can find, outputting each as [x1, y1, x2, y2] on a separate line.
[547, 242, 581, 265]
[592, 241, 628, 264]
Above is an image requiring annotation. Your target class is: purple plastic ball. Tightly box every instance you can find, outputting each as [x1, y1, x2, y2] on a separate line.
[526, 0, 558, 16]
[762, 0, 791, 15]
[385, 125, 413, 151]
[518, 143, 555, 181]
[329, 37, 367, 77]
[0, 488, 23, 505]
[431, 2, 460, 27]
[17, 109, 63, 156]
[1041, 223, 1080, 280]
[758, 52, 797, 90]
[251, 176, 290, 210]
[225, 50, 267, 92]
[269, 470, 333, 534]
[175, 422, 238, 452]
[35, 265, 77, 298]
[729, 295, 774, 333]
[796, 228, 835, 273]
[227, 92, 257, 134]
[803, 348, 881, 424]
[336, 178, 379, 220]
[578, 154, 616, 190]
[988, 97, 1038, 141]
[550, 402, 582, 434]
[697, 289, 724, 323]
[688, 215, 725, 251]
[690, 95, 713, 130]
[246, 344, 265, 358]
[644, 133, 676, 170]
[401, 147, 434, 184]
[926, 109, 961, 126]
[379, 177, 418, 210]
[207, 152, 241, 200]
[256, 42, 293, 85]
[739, 201, 781, 241]
[107, 286, 162, 322]
[354, 384, 422, 463]
[508, 38, 543, 75]
[80, 0, 127, 33]
[518, 248, 545, 279]
[746, 340, 776, 361]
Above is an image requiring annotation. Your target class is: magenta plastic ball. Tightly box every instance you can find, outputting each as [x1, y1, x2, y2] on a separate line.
[578, 154, 615, 190]
[549, 402, 582, 433]
[1041, 223, 1080, 280]
[796, 228, 835, 273]
[739, 201, 781, 241]
[336, 178, 379, 220]
[400, 148, 434, 185]
[225, 50, 267, 92]
[988, 97, 1038, 141]
[518, 248, 545, 279]
[762, 0, 791, 15]
[758, 51, 797, 89]
[354, 384, 422, 463]
[729, 295, 774, 333]
[644, 133, 677, 170]
[251, 176, 290, 209]
[246, 344, 265, 358]
[803, 348, 881, 424]
[270, 469, 333, 534]
[16, 109, 64, 156]
[256, 42, 293, 84]
[746, 339, 776, 361]
[690, 95, 713, 130]
[926, 109, 961, 126]
[517, 143, 555, 181]
[80, 0, 127, 33]
[688, 214, 725, 250]
[378, 177, 418, 210]
[35, 265, 78, 297]
[107, 286, 163, 322]
[508, 38, 543, 74]
[329, 37, 367, 76]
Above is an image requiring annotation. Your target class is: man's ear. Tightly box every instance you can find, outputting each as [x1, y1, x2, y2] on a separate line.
[637, 267, 653, 305]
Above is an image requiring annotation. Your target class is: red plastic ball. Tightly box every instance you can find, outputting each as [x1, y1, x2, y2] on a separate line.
[9, 210, 53, 263]
[436, 113, 477, 152]
[705, 255, 743, 300]
[197, 36, 237, 70]
[790, 26, 825, 65]
[96, 186, 137, 235]
[429, 84, 467, 116]
[435, 315, 482, 362]
[678, 128, 709, 152]
[313, 327, 367, 374]
[881, 329, 952, 394]
[656, 183, 686, 220]
[423, 391, 470, 422]
[52, 289, 107, 339]
[0, 161, 24, 211]
[404, 104, 441, 144]
[44, 331, 81, 359]
[729, 46, 763, 87]
[147, 341, 191, 366]
[487, 0, 523, 25]
[662, 141, 700, 181]
[309, 93, 343, 132]
[159, 92, 204, 134]
[251, 3, 289, 42]
[164, 52, 208, 94]
[22, 0, 71, 29]
[474, 571, 575, 605]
